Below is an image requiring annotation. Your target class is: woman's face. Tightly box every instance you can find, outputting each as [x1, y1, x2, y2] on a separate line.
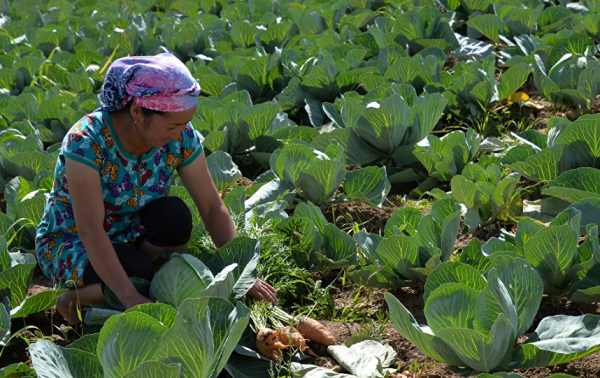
[135, 105, 197, 148]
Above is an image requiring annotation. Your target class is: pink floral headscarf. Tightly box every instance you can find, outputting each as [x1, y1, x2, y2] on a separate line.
[97, 53, 201, 113]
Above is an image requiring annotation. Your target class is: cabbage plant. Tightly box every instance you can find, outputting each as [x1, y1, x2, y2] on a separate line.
[85, 236, 260, 324]
[533, 34, 600, 108]
[2, 173, 50, 249]
[508, 115, 600, 182]
[413, 129, 482, 182]
[466, 5, 542, 43]
[275, 202, 359, 271]
[459, 208, 600, 301]
[425, 57, 532, 119]
[195, 94, 297, 160]
[349, 198, 461, 287]
[313, 90, 447, 166]
[31, 298, 250, 378]
[385, 259, 600, 375]
[245, 143, 390, 208]
[351, 47, 447, 95]
[433, 163, 520, 233]
[0, 235, 64, 342]
[391, 7, 459, 54]
[0, 129, 56, 186]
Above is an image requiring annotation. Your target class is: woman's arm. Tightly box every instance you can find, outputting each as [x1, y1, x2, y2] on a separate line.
[65, 158, 151, 308]
[178, 151, 278, 305]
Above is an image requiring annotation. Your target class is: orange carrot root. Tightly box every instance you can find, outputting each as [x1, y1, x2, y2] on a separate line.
[296, 317, 336, 346]
[256, 328, 287, 361]
[258, 325, 325, 360]
[278, 326, 292, 346]
[291, 332, 307, 351]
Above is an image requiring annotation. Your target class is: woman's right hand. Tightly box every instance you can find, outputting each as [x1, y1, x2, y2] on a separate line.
[120, 291, 154, 309]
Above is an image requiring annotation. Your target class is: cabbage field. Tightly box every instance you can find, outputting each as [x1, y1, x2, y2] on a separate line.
[4, 0, 600, 377]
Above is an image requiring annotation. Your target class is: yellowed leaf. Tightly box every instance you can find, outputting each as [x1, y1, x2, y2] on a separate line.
[507, 91, 530, 104]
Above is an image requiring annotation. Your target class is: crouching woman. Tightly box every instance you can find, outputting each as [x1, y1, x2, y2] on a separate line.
[35, 53, 277, 324]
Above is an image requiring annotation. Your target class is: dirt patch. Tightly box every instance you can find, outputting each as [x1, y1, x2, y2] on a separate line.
[322, 201, 399, 235]
[328, 284, 389, 321]
[28, 269, 54, 297]
[455, 221, 504, 249]
[320, 198, 433, 237]
[444, 56, 460, 72]
[584, 95, 600, 118]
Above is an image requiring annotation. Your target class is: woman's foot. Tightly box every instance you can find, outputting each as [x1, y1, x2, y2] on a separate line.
[56, 292, 83, 325]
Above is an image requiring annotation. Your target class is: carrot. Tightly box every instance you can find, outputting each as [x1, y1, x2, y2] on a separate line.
[296, 317, 336, 346]
[277, 326, 292, 345]
[292, 332, 319, 357]
[262, 348, 282, 362]
[290, 332, 307, 351]
[256, 328, 287, 361]
[280, 328, 319, 357]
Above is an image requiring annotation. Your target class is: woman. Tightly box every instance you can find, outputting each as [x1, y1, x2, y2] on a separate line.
[35, 53, 277, 324]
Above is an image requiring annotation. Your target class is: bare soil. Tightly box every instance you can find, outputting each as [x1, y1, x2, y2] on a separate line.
[320, 195, 432, 237]
[322, 201, 400, 235]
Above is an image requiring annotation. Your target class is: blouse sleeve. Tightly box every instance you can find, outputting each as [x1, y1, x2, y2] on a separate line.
[176, 123, 204, 169]
[61, 117, 105, 173]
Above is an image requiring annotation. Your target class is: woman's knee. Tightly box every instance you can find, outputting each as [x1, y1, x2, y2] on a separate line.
[139, 196, 193, 247]
[129, 254, 155, 282]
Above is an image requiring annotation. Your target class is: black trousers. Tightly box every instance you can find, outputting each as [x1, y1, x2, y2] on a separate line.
[82, 196, 193, 291]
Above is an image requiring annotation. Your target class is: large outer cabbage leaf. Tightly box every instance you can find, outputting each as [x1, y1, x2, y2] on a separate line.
[97, 312, 169, 378]
[523, 225, 578, 293]
[154, 298, 250, 378]
[30, 339, 103, 378]
[543, 167, 600, 203]
[197, 237, 259, 301]
[149, 253, 214, 307]
[384, 292, 464, 366]
[512, 314, 600, 368]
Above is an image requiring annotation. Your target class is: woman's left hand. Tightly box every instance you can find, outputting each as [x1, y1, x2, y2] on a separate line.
[248, 278, 278, 306]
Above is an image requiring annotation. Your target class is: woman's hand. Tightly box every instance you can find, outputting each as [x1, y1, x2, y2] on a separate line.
[121, 291, 153, 309]
[247, 279, 278, 306]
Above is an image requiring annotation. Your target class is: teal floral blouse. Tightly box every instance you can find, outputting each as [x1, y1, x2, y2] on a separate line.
[35, 111, 203, 288]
